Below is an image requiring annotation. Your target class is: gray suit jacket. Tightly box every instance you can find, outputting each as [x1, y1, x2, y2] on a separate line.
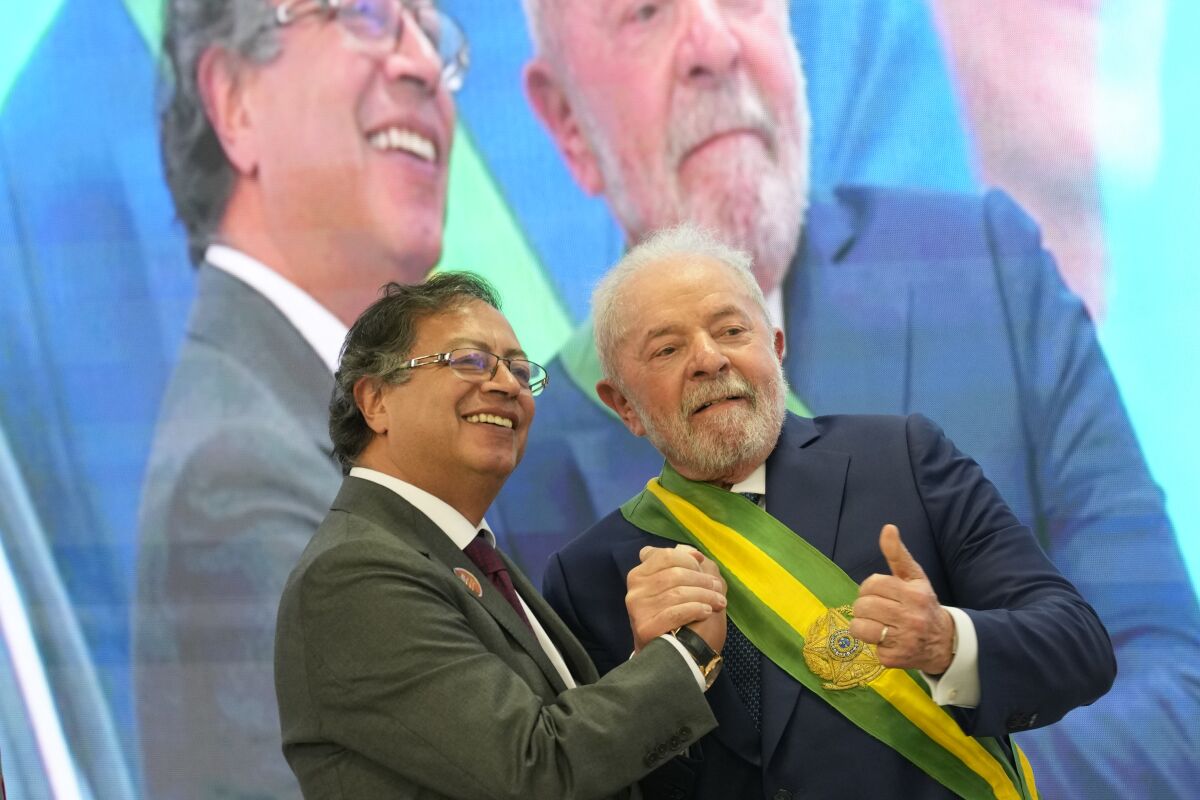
[135, 265, 341, 798]
[275, 477, 716, 799]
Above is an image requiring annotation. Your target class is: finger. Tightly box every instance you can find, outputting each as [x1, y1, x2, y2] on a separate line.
[639, 603, 716, 639]
[852, 593, 901, 624]
[674, 544, 705, 567]
[880, 524, 927, 582]
[644, 565, 725, 595]
[628, 579, 728, 616]
[847, 618, 889, 646]
[694, 554, 723, 580]
[858, 572, 908, 602]
[636, 546, 704, 573]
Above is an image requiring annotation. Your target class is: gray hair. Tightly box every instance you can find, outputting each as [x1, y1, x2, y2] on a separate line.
[521, 0, 560, 65]
[160, 0, 282, 264]
[592, 223, 770, 381]
[329, 272, 502, 472]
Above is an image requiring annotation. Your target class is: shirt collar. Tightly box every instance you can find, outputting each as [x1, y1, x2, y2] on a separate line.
[729, 461, 767, 497]
[205, 244, 348, 374]
[348, 467, 496, 549]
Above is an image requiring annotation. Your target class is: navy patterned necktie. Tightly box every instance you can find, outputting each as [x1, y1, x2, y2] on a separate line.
[723, 491, 764, 731]
[464, 533, 532, 629]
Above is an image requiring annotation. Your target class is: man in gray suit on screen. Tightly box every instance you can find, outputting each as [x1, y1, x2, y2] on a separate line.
[135, 1, 468, 796]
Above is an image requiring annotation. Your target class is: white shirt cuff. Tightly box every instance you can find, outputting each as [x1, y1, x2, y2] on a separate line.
[919, 606, 980, 707]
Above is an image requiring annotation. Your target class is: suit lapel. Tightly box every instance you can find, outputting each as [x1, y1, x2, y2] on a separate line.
[761, 416, 849, 767]
[785, 194, 912, 418]
[507, 555, 596, 688]
[333, 478, 567, 693]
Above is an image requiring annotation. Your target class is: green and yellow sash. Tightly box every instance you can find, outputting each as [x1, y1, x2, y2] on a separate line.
[621, 464, 1038, 800]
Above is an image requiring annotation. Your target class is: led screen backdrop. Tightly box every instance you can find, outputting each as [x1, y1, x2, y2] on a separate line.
[0, 0, 1197, 797]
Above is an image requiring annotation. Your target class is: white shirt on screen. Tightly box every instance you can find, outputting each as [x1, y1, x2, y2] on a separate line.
[206, 244, 347, 374]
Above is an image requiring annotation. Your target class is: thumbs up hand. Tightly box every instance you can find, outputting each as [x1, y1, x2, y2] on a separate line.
[849, 525, 956, 674]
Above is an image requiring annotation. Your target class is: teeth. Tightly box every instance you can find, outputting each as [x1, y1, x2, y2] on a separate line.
[367, 126, 436, 162]
[466, 413, 514, 429]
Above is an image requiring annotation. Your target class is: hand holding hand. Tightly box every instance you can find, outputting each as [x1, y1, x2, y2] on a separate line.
[626, 545, 727, 653]
[849, 525, 955, 674]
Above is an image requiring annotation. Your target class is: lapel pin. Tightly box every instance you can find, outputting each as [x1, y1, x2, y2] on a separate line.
[453, 567, 483, 598]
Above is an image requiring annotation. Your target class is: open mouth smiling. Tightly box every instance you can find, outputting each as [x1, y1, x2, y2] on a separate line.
[464, 413, 515, 430]
[365, 125, 438, 163]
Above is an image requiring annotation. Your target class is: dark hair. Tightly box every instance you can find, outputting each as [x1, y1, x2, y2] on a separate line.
[160, 0, 280, 264]
[329, 272, 503, 472]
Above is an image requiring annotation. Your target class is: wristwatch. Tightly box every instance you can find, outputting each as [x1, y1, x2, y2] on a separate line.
[671, 626, 723, 690]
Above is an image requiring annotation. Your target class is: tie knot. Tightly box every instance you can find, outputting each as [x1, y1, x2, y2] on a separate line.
[464, 533, 504, 577]
[739, 491, 764, 507]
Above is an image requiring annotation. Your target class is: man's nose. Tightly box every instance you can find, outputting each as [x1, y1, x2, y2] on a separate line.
[381, 8, 444, 93]
[689, 335, 731, 377]
[674, 0, 742, 86]
[482, 359, 523, 397]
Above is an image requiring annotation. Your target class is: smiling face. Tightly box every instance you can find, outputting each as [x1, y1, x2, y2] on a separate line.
[357, 300, 535, 520]
[597, 254, 787, 485]
[526, 0, 809, 293]
[208, 4, 455, 311]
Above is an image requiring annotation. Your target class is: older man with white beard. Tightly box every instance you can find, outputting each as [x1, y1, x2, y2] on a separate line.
[492, 1, 1200, 795]
[540, 224, 1115, 800]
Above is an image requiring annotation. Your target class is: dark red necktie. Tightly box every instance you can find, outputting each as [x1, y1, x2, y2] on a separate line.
[464, 533, 531, 629]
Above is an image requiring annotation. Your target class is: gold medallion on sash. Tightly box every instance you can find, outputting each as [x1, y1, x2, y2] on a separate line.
[802, 605, 886, 690]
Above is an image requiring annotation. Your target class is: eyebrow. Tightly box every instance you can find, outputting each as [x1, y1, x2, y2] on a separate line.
[444, 337, 528, 359]
[640, 305, 752, 343]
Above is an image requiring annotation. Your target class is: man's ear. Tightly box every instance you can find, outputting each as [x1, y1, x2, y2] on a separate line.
[353, 377, 391, 435]
[773, 327, 786, 363]
[596, 379, 647, 438]
[196, 45, 260, 176]
[524, 59, 604, 196]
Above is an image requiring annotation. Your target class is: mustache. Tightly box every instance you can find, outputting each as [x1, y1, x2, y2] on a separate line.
[667, 77, 778, 168]
[681, 373, 758, 416]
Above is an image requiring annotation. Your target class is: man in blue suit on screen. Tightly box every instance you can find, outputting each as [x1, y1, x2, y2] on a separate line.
[543, 224, 1115, 798]
[502, 0, 1200, 795]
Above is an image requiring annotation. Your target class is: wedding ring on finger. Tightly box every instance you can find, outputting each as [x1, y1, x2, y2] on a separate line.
[879, 625, 890, 646]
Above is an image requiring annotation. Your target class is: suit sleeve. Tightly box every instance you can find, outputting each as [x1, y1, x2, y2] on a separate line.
[285, 536, 716, 800]
[904, 413, 1116, 738]
[982, 191, 1200, 796]
[136, 413, 339, 799]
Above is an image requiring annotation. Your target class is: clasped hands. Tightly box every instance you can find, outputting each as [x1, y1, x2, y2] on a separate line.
[625, 545, 728, 654]
[849, 524, 956, 675]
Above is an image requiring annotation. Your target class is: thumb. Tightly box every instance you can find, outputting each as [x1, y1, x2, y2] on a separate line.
[880, 524, 926, 581]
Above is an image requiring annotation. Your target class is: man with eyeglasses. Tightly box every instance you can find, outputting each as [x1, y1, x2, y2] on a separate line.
[275, 272, 726, 798]
[136, 1, 469, 796]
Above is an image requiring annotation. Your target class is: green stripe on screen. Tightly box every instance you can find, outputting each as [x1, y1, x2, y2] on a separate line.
[122, 0, 162, 56]
[0, 3, 64, 112]
[438, 124, 571, 364]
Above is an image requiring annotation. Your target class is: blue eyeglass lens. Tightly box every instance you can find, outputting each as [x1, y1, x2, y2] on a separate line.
[449, 350, 491, 373]
[337, 0, 393, 40]
[509, 362, 534, 385]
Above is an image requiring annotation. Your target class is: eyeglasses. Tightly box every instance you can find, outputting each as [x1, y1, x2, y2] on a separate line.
[274, 0, 470, 92]
[396, 348, 549, 396]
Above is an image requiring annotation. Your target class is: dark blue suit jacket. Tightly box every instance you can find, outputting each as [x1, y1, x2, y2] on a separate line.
[494, 186, 1200, 796]
[543, 413, 1116, 799]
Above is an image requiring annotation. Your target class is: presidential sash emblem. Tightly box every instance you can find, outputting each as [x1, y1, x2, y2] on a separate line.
[802, 605, 885, 690]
